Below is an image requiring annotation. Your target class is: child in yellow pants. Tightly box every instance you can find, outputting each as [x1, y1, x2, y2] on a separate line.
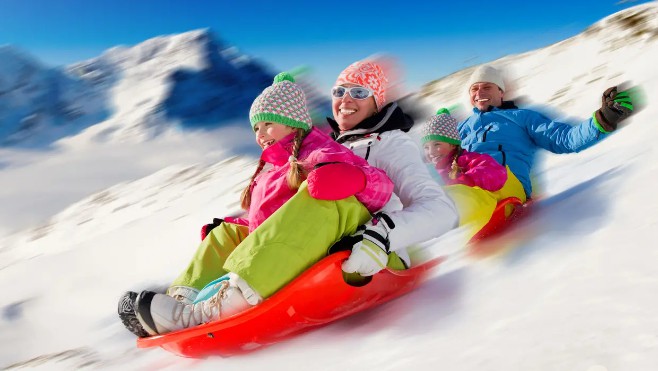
[422, 108, 526, 240]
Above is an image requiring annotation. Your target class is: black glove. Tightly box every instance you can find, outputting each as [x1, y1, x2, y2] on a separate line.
[594, 86, 633, 132]
[200, 218, 223, 240]
[328, 213, 394, 255]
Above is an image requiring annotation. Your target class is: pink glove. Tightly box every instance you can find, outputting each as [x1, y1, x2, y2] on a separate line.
[307, 162, 366, 201]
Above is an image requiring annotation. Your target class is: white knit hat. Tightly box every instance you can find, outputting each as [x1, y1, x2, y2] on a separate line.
[467, 65, 505, 92]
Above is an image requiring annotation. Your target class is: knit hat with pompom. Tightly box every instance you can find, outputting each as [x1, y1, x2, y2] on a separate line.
[249, 72, 313, 130]
[421, 108, 461, 145]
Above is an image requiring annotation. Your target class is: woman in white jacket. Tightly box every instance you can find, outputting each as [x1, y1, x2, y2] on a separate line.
[328, 60, 459, 275]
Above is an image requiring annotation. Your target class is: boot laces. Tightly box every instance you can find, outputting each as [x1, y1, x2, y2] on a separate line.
[171, 294, 187, 303]
[171, 280, 230, 328]
[202, 280, 231, 321]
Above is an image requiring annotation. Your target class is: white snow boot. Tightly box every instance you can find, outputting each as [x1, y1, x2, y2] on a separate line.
[136, 275, 259, 336]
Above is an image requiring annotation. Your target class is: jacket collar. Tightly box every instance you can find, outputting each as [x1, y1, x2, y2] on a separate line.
[472, 100, 518, 114]
[327, 102, 414, 143]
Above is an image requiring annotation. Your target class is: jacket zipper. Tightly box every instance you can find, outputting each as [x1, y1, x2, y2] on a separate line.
[482, 126, 493, 142]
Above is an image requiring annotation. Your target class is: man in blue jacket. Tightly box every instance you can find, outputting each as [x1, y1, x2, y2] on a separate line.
[459, 65, 634, 201]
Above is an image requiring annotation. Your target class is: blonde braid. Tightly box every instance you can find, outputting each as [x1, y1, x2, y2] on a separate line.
[240, 159, 266, 210]
[286, 129, 308, 190]
[448, 147, 463, 180]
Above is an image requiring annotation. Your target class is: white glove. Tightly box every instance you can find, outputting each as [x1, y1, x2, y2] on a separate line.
[341, 213, 393, 276]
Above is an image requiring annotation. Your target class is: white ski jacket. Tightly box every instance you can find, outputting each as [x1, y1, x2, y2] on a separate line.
[332, 103, 459, 258]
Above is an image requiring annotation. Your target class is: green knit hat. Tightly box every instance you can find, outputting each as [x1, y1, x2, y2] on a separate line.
[421, 108, 461, 145]
[249, 72, 313, 130]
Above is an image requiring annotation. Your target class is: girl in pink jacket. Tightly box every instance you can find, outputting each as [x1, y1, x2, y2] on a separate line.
[239, 120, 393, 233]
[421, 108, 508, 239]
[119, 73, 394, 338]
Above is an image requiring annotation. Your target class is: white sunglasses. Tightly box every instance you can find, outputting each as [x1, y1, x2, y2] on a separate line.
[331, 86, 374, 100]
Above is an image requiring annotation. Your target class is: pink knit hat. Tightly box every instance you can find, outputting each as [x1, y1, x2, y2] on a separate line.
[335, 61, 388, 110]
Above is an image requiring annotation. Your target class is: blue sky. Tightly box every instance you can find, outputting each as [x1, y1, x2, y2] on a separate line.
[0, 0, 653, 91]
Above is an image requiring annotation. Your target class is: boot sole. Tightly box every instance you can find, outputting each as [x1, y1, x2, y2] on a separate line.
[117, 291, 150, 338]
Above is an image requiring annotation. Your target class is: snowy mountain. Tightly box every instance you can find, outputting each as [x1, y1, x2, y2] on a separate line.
[0, 46, 107, 147]
[66, 29, 275, 141]
[1, 3, 657, 370]
[1, 29, 333, 148]
[0, 29, 280, 146]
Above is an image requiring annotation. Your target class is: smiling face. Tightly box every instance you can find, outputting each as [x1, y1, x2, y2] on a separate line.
[423, 140, 457, 164]
[469, 82, 504, 111]
[331, 83, 378, 132]
[253, 122, 296, 150]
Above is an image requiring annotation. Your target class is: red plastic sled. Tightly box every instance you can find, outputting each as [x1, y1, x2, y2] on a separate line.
[136, 251, 444, 358]
[469, 196, 532, 243]
[467, 197, 535, 258]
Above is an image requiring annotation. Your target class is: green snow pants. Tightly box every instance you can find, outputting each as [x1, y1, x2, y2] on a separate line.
[170, 181, 404, 299]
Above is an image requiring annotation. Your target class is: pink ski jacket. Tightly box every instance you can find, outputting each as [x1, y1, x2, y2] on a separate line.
[245, 127, 393, 232]
[435, 150, 507, 192]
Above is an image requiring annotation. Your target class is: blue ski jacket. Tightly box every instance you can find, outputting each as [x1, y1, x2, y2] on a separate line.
[458, 104, 609, 197]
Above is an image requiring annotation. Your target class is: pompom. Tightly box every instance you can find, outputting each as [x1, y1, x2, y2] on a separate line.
[273, 72, 295, 84]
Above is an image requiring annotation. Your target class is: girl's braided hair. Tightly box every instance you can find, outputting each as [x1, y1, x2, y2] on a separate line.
[448, 147, 464, 180]
[240, 128, 308, 210]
